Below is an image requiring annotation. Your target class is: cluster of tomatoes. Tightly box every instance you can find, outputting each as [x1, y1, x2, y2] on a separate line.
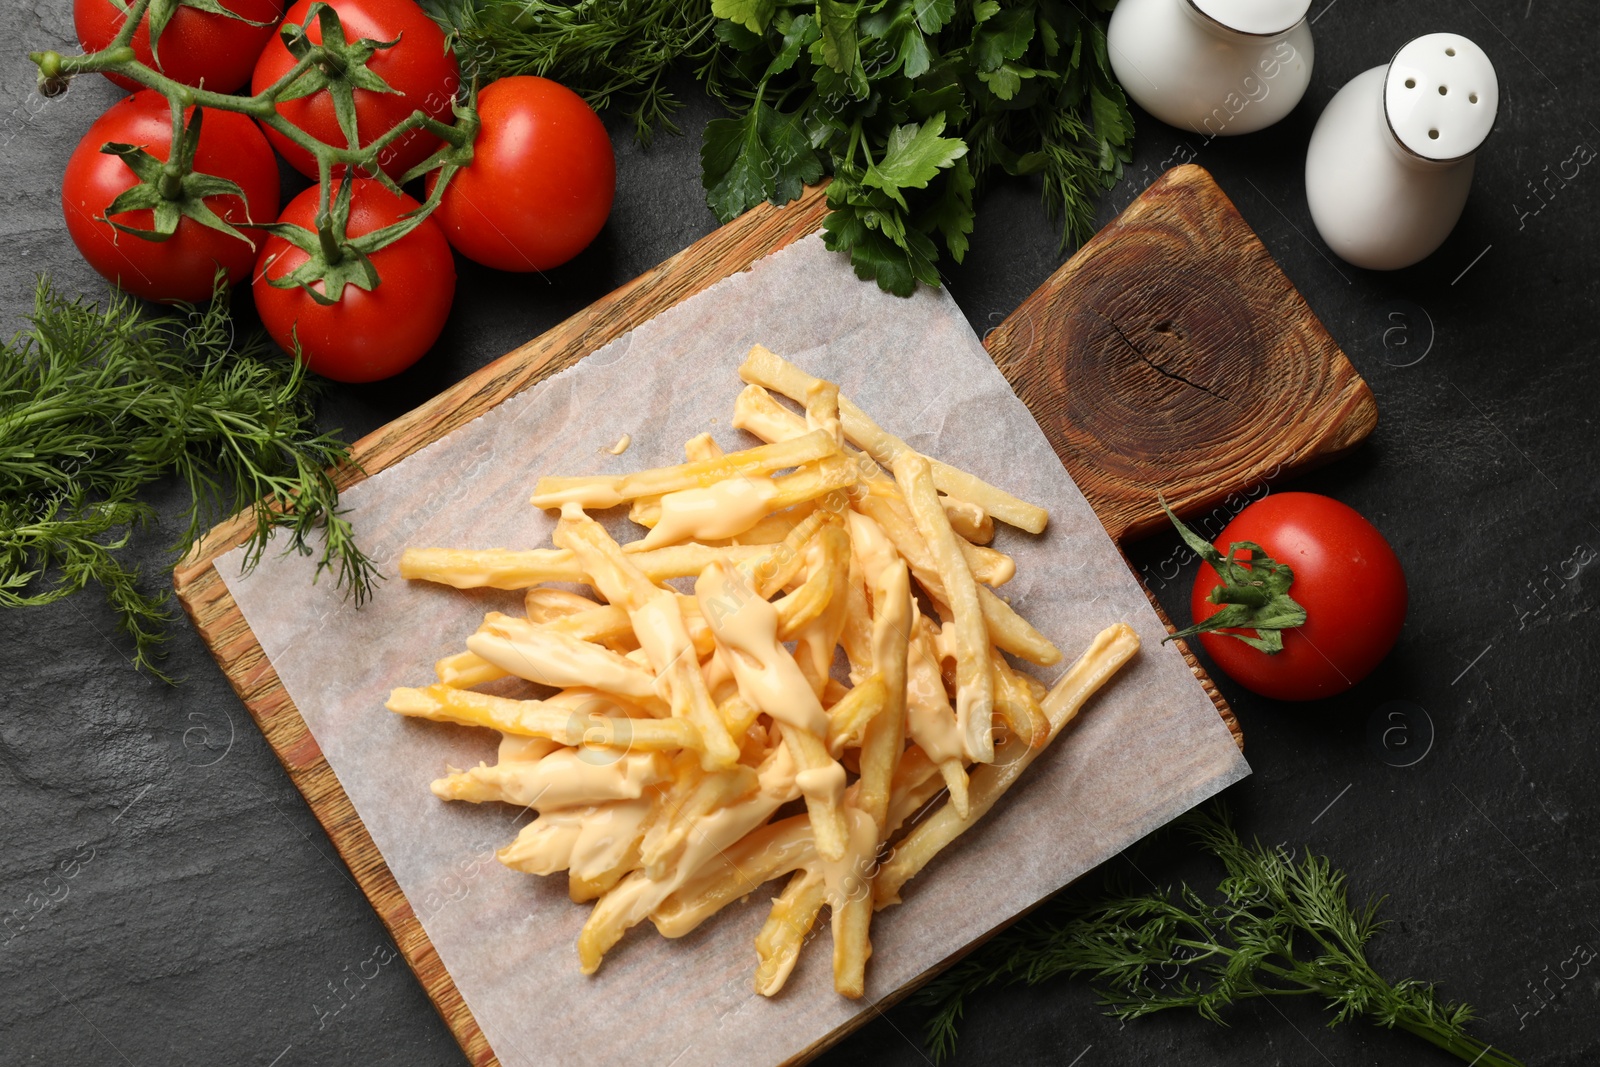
[65, 0, 616, 382]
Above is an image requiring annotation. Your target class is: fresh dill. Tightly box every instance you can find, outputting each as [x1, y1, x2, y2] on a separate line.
[918, 806, 1523, 1066]
[0, 277, 377, 679]
[428, 0, 720, 144]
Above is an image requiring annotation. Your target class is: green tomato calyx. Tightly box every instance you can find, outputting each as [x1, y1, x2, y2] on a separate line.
[1158, 496, 1307, 655]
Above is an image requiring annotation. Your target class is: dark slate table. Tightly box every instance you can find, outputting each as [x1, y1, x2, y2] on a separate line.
[2, 2, 1595, 1065]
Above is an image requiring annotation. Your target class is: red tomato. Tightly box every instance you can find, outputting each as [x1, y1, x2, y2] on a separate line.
[251, 0, 459, 180]
[74, 0, 285, 94]
[253, 179, 455, 383]
[63, 91, 280, 303]
[426, 76, 615, 272]
[1188, 493, 1407, 702]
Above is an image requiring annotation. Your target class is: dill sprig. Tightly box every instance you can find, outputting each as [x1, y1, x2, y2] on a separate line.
[429, 0, 719, 144]
[919, 807, 1523, 1066]
[0, 276, 377, 679]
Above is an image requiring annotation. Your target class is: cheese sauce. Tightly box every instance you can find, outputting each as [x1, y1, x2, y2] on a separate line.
[795, 763, 847, 809]
[639, 477, 779, 548]
[818, 806, 879, 907]
[906, 628, 964, 764]
[435, 749, 666, 810]
[468, 617, 658, 701]
[695, 562, 830, 737]
[500, 797, 652, 878]
[579, 744, 800, 948]
[847, 511, 900, 591]
[629, 590, 697, 702]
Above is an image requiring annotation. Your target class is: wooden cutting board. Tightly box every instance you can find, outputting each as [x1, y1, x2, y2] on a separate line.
[174, 163, 1375, 1067]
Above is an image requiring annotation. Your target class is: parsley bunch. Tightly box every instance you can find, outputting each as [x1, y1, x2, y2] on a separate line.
[426, 0, 1132, 296]
[919, 807, 1523, 1066]
[701, 0, 1132, 294]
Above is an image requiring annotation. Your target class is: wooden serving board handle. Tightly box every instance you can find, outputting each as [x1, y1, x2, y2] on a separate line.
[985, 164, 1377, 542]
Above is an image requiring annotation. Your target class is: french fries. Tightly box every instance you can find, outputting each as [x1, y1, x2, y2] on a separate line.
[738, 344, 1050, 534]
[391, 348, 1137, 999]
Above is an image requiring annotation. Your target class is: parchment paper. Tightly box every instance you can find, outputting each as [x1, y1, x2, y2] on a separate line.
[218, 233, 1249, 1067]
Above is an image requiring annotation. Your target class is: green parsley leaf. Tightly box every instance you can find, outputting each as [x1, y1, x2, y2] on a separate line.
[702, 100, 824, 223]
[711, 0, 775, 34]
[917, 154, 975, 263]
[861, 112, 967, 210]
[971, 5, 1035, 71]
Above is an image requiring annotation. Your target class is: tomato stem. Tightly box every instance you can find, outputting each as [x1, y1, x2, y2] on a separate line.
[1209, 584, 1270, 608]
[110, 0, 156, 51]
[157, 167, 183, 201]
[317, 217, 344, 266]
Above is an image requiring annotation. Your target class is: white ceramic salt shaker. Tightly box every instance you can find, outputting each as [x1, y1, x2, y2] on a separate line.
[1305, 33, 1499, 270]
[1107, 0, 1314, 136]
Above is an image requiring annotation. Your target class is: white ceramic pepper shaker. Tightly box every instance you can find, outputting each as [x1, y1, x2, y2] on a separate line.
[1107, 0, 1314, 136]
[1305, 33, 1499, 270]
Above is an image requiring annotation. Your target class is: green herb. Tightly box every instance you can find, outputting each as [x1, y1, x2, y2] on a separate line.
[919, 807, 1523, 1066]
[0, 276, 377, 679]
[1160, 496, 1307, 653]
[428, 0, 720, 144]
[426, 0, 1134, 296]
[698, 0, 1133, 294]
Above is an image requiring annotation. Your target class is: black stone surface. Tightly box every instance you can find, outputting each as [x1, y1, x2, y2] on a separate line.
[2, 2, 1596, 1065]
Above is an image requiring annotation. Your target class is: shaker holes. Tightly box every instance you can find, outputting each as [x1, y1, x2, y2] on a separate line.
[1446, 47, 1456, 56]
[1428, 129, 1440, 140]
[1439, 85, 1448, 95]
[1470, 93, 1479, 103]
[1405, 78, 1416, 88]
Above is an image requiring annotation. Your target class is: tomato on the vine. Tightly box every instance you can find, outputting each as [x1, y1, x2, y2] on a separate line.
[253, 179, 455, 383]
[74, 0, 286, 94]
[63, 90, 280, 303]
[250, 0, 459, 180]
[1178, 492, 1407, 702]
[426, 76, 615, 272]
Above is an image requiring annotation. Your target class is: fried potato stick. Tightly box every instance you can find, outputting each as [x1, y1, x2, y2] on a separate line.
[466, 615, 664, 705]
[738, 345, 1048, 533]
[833, 559, 911, 998]
[627, 457, 856, 535]
[874, 623, 1140, 907]
[893, 452, 995, 764]
[554, 505, 740, 770]
[525, 587, 603, 621]
[941, 494, 993, 544]
[991, 648, 1050, 749]
[497, 799, 652, 880]
[388, 684, 695, 750]
[400, 542, 786, 591]
[434, 650, 506, 689]
[773, 523, 850, 640]
[531, 429, 837, 509]
[433, 749, 669, 810]
[575, 743, 796, 973]
[683, 432, 724, 463]
[755, 869, 827, 997]
[825, 675, 887, 755]
[640, 764, 759, 882]
[696, 560, 849, 862]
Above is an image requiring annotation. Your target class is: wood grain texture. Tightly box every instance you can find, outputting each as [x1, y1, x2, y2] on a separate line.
[987, 163, 1377, 543]
[174, 166, 1371, 1067]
